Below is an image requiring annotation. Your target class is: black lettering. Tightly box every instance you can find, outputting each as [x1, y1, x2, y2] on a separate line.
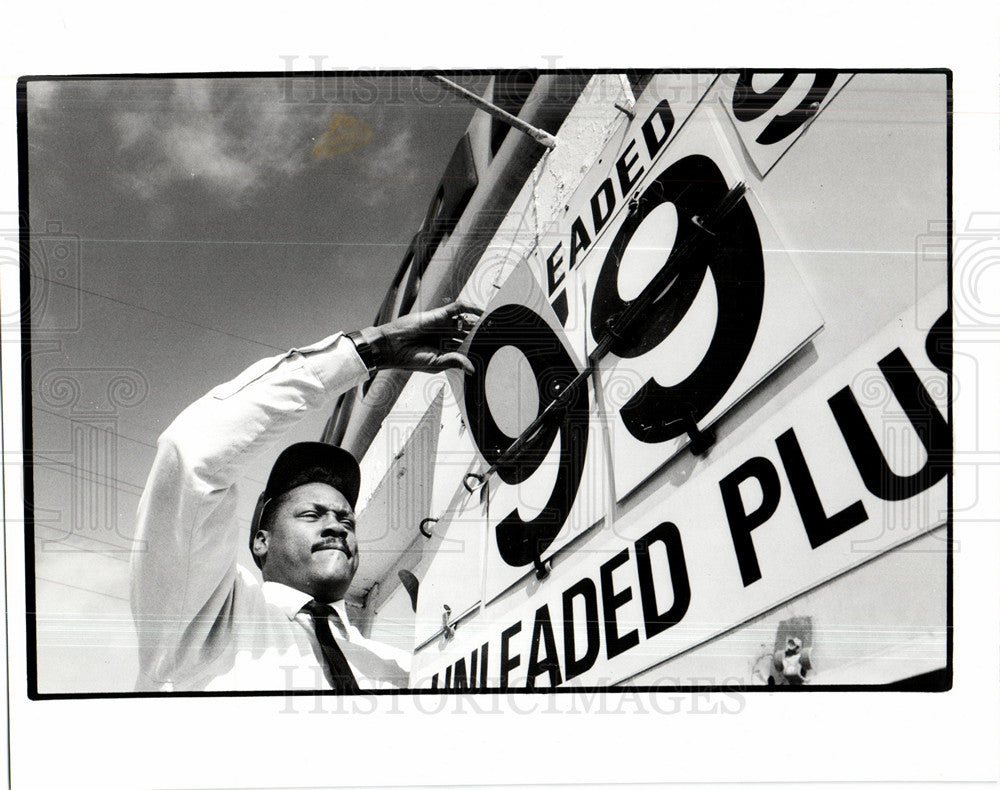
[590, 178, 617, 234]
[430, 673, 439, 689]
[562, 577, 601, 681]
[926, 309, 951, 374]
[453, 657, 469, 690]
[546, 243, 565, 295]
[526, 604, 563, 688]
[569, 217, 592, 270]
[732, 71, 838, 146]
[551, 290, 568, 326]
[719, 457, 782, 586]
[499, 621, 522, 689]
[641, 100, 676, 159]
[775, 428, 869, 549]
[591, 154, 765, 444]
[829, 348, 950, 502]
[464, 305, 589, 567]
[600, 549, 640, 659]
[444, 664, 452, 688]
[634, 522, 691, 637]
[468, 649, 478, 691]
[615, 139, 645, 196]
[479, 642, 489, 688]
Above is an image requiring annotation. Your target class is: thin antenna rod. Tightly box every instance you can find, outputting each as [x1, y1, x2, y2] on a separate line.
[428, 76, 558, 150]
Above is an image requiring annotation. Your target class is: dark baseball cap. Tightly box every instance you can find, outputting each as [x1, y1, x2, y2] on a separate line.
[248, 442, 361, 563]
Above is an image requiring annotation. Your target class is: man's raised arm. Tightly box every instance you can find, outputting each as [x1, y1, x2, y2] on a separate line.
[129, 302, 480, 686]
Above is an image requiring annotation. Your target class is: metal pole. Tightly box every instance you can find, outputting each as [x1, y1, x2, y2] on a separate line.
[429, 76, 558, 150]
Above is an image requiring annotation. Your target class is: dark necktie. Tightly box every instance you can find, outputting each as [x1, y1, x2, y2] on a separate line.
[301, 600, 360, 693]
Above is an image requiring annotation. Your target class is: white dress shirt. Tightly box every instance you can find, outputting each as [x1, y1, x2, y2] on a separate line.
[130, 333, 410, 691]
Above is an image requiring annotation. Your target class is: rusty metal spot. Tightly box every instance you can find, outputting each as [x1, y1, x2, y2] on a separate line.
[312, 113, 374, 158]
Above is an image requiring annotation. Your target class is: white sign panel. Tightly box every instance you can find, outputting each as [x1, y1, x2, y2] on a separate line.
[573, 103, 823, 500]
[531, 72, 718, 344]
[412, 485, 489, 646]
[428, 383, 481, 519]
[720, 70, 854, 176]
[412, 286, 948, 688]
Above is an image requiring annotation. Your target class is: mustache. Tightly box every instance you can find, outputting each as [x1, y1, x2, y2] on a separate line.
[311, 539, 352, 557]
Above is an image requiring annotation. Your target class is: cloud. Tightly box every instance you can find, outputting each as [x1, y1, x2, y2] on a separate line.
[357, 126, 419, 207]
[110, 79, 332, 204]
[89, 78, 440, 212]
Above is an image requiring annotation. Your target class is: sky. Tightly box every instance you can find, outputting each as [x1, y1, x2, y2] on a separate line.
[24, 74, 483, 693]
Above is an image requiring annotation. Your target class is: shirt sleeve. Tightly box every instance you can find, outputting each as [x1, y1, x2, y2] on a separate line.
[130, 333, 369, 685]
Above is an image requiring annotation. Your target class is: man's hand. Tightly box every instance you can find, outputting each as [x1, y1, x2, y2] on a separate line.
[355, 301, 483, 375]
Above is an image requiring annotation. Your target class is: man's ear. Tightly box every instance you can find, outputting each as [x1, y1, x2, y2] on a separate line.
[252, 529, 269, 566]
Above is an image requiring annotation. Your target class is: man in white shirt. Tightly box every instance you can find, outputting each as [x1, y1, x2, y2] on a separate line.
[131, 301, 479, 692]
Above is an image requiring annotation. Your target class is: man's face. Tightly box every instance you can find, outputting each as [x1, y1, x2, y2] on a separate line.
[255, 482, 359, 602]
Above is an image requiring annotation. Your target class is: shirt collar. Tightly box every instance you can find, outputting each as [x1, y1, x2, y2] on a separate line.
[261, 581, 352, 626]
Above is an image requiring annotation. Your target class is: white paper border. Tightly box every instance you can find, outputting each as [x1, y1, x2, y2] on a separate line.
[2, 2, 998, 787]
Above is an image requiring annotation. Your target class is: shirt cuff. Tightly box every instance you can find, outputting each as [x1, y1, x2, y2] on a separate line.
[295, 332, 370, 393]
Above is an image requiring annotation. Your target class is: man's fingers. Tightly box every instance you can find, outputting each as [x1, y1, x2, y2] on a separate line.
[439, 301, 483, 327]
[435, 351, 476, 376]
[446, 300, 483, 317]
[411, 301, 483, 332]
[453, 311, 481, 336]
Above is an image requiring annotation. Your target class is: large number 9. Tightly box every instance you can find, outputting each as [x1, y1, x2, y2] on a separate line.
[463, 304, 589, 568]
[732, 70, 838, 146]
[590, 154, 766, 444]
